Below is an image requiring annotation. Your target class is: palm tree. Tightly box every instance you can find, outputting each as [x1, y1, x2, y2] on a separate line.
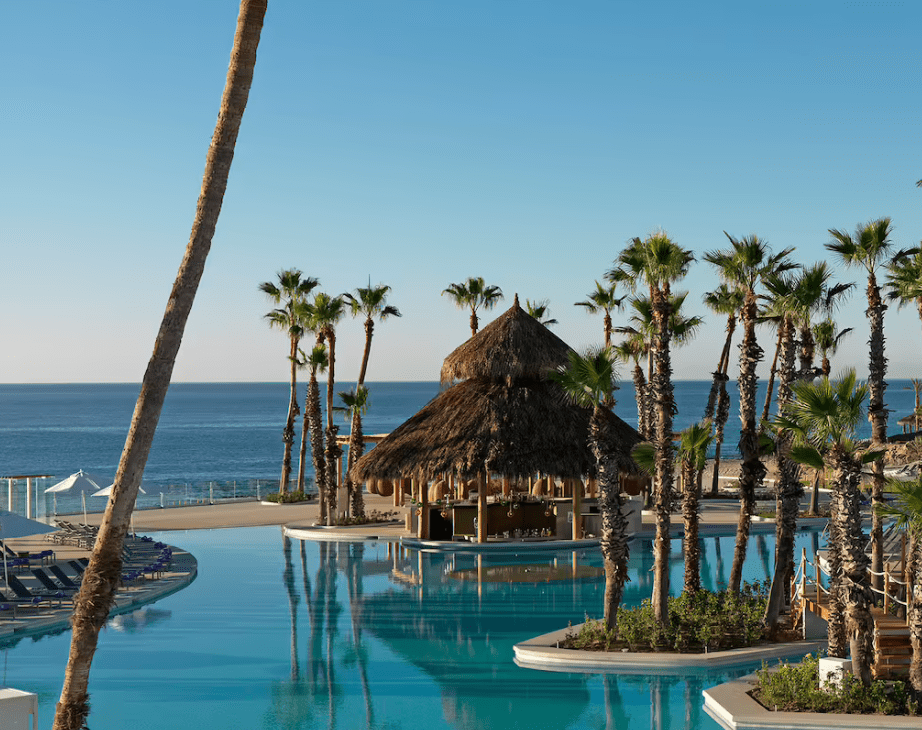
[612, 336, 648, 437]
[704, 232, 796, 593]
[702, 283, 744, 495]
[53, 3, 267, 727]
[614, 293, 702, 442]
[575, 280, 625, 347]
[304, 292, 346, 525]
[550, 347, 630, 629]
[260, 269, 320, 494]
[877, 477, 922, 695]
[813, 318, 853, 377]
[911, 378, 922, 432]
[442, 277, 503, 337]
[677, 422, 713, 593]
[761, 274, 803, 633]
[524, 298, 558, 326]
[297, 343, 328, 502]
[342, 282, 400, 517]
[774, 371, 878, 683]
[610, 232, 694, 626]
[333, 386, 369, 518]
[886, 245, 922, 349]
[827, 217, 894, 594]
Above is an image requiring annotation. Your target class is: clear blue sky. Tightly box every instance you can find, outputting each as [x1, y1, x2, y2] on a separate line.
[3, 1, 920, 384]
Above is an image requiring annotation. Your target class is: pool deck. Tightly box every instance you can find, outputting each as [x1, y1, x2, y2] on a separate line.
[0, 534, 197, 644]
[75, 489, 832, 540]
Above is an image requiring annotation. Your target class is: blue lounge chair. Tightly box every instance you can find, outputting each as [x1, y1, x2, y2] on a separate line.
[31, 568, 77, 594]
[48, 564, 80, 589]
[5, 575, 68, 607]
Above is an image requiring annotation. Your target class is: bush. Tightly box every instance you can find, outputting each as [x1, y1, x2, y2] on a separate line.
[564, 583, 769, 653]
[334, 510, 400, 526]
[754, 653, 919, 715]
[263, 490, 314, 504]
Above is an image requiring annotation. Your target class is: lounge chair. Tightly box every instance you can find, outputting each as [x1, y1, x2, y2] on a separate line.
[68, 560, 87, 575]
[48, 564, 80, 589]
[5, 575, 69, 607]
[31, 568, 78, 594]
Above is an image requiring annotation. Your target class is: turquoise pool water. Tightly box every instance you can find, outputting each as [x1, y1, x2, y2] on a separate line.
[0, 527, 824, 729]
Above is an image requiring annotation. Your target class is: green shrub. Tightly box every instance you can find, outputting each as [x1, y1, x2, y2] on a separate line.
[754, 653, 919, 715]
[565, 583, 769, 653]
[334, 510, 400, 526]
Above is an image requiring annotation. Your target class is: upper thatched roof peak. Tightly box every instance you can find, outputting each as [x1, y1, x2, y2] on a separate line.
[440, 295, 573, 385]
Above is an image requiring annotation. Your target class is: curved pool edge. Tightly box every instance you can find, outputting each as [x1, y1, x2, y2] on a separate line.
[0, 545, 197, 646]
[513, 623, 825, 675]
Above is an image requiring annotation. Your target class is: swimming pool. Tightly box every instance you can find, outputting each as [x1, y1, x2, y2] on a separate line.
[0, 526, 824, 729]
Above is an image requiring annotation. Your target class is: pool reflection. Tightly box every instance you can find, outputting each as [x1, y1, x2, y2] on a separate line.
[267, 530, 816, 730]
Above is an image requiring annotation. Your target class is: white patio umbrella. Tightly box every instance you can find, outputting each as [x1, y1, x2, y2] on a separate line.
[45, 470, 109, 523]
[0, 509, 57, 587]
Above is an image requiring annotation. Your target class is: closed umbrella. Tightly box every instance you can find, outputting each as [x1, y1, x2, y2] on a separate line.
[0, 510, 57, 587]
[45, 470, 109, 523]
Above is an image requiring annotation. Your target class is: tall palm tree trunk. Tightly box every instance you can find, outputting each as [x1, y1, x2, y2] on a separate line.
[346, 317, 375, 518]
[709, 371, 731, 496]
[832, 447, 874, 684]
[53, 3, 266, 727]
[909, 533, 922, 695]
[765, 317, 802, 633]
[867, 279, 888, 595]
[632, 363, 647, 439]
[305, 369, 327, 517]
[280, 337, 299, 493]
[592, 408, 630, 629]
[651, 287, 675, 626]
[682, 455, 701, 593]
[347, 410, 365, 518]
[730, 291, 767, 593]
[826, 491, 848, 658]
[759, 325, 784, 428]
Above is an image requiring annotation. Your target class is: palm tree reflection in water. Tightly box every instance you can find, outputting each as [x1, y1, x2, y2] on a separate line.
[269, 534, 800, 730]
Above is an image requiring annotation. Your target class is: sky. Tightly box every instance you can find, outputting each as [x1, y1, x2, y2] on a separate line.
[2, 0, 921, 384]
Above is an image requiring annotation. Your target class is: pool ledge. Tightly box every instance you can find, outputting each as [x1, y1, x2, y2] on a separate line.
[702, 672, 922, 729]
[513, 624, 824, 674]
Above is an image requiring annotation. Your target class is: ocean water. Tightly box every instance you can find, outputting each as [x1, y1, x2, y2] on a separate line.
[1, 379, 917, 517]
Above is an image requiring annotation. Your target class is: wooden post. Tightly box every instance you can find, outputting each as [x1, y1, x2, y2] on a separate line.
[884, 567, 890, 615]
[477, 474, 488, 543]
[572, 478, 582, 540]
[419, 478, 429, 540]
[502, 476, 511, 497]
[815, 557, 820, 606]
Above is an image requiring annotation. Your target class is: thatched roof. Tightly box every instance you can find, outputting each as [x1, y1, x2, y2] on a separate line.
[440, 295, 573, 385]
[352, 378, 641, 481]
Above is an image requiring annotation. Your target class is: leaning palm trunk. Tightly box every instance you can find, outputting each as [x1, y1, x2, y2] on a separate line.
[53, 4, 266, 727]
[867, 278, 888, 595]
[592, 408, 630, 630]
[831, 446, 874, 684]
[681, 455, 701, 593]
[765, 317, 802, 633]
[730, 291, 767, 593]
[651, 287, 675, 626]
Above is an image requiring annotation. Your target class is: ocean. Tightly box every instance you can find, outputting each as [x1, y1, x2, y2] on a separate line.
[1, 379, 917, 517]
